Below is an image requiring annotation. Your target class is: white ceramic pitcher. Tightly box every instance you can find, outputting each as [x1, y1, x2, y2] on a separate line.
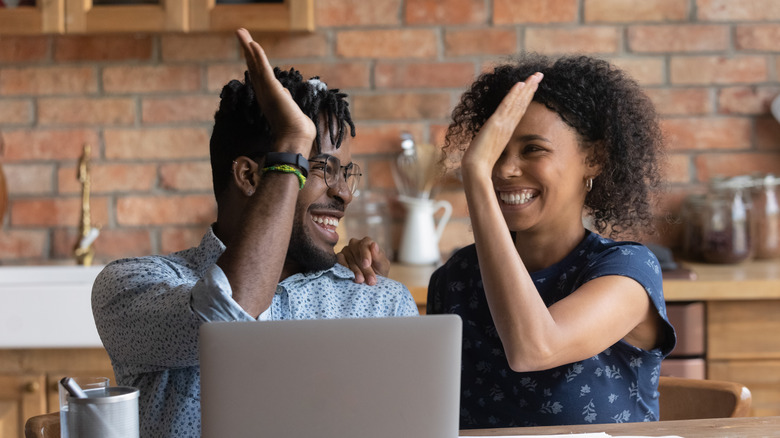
[397, 195, 452, 265]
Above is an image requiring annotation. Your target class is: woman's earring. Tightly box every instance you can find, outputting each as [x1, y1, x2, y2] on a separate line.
[585, 178, 593, 192]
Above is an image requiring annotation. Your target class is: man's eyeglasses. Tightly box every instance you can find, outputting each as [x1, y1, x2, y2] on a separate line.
[309, 155, 362, 194]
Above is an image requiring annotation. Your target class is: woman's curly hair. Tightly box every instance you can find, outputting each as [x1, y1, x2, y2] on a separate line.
[445, 53, 664, 238]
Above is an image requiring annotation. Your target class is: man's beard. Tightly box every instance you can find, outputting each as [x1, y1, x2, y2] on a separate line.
[286, 209, 338, 274]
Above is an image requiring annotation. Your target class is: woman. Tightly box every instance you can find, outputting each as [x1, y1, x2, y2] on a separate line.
[426, 54, 676, 428]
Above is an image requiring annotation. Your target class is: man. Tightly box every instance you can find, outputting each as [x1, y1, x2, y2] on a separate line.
[92, 29, 417, 437]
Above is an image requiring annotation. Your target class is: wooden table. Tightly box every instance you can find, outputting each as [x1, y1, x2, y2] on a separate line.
[459, 415, 780, 437]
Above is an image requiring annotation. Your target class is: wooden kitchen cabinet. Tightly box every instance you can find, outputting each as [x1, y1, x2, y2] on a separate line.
[0, 373, 46, 438]
[0, 0, 312, 35]
[0, 0, 64, 34]
[663, 260, 780, 417]
[0, 348, 115, 434]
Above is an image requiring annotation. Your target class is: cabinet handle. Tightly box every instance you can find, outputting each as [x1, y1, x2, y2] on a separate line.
[25, 381, 40, 393]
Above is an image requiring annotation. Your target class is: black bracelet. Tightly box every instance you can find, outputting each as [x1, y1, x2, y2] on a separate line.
[264, 152, 309, 178]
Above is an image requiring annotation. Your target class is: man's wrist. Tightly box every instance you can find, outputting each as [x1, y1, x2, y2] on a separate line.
[264, 152, 309, 178]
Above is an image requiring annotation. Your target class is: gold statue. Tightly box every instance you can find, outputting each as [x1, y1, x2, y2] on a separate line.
[74, 144, 99, 266]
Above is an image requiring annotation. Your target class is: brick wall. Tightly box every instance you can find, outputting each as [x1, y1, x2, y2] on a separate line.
[1, 0, 779, 265]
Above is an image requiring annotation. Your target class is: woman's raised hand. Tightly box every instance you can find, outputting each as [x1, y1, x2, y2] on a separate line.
[236, 28, 316, 154]
[461, 73, 543, 178]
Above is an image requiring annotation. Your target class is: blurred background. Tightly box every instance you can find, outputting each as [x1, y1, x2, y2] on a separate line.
[1, 0, 779, 265]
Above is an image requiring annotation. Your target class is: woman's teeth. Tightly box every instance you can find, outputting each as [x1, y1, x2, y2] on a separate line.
[499, 192, 535, 205]
[312, 215, 339, 228]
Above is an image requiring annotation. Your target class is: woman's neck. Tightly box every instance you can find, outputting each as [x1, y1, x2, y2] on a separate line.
[514, 225, 587, 273]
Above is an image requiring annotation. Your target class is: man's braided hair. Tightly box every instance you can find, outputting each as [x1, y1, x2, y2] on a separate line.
[210, 68, 355, 198]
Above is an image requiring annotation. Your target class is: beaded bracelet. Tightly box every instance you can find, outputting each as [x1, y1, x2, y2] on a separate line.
[262, 164, 307, 190]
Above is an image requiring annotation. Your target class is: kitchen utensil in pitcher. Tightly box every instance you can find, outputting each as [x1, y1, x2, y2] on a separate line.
[397, 196, 452, 265]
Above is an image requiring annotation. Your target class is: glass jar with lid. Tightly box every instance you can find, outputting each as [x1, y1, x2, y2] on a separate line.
[750, 174, 780, 259]
[681, 193, 707, 261]
[699, 176, 753, 264]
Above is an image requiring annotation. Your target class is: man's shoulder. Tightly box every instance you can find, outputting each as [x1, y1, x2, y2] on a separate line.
[329, 264, 409, 292]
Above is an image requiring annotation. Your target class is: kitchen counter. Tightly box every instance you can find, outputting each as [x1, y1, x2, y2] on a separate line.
[389, 258, 780, 310]
[0, 265, 105, 348]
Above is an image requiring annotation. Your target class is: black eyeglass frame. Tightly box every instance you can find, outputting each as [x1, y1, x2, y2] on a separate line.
[308, 154, 362, 194]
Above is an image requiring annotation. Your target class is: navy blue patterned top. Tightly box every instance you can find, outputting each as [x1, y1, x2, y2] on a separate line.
[92, 227, 418, 438]
[427, 230, 676, 429]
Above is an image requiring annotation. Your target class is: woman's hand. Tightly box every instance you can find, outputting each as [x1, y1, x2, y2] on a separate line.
[236, 28, 316, 155]
[461, 73, 543, 179]
[337, 237, 391, 285]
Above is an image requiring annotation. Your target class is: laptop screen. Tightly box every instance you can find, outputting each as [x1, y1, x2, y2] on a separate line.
[199, 315, 462, 438]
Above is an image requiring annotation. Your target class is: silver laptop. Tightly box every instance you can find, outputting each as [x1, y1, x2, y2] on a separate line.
[199, 315, 462, 438]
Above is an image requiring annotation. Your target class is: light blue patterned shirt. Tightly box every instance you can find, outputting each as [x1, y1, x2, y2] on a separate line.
[92, 227, 418, 438]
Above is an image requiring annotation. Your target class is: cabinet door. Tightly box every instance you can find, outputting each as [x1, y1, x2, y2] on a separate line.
[708, 300, 780, 360]
[189, 0, 313, 32]
[0, 373, 47, 438]
[0, 0, 64, 35]
[709, 359, 780, 417]
[65, 0, 187, 33]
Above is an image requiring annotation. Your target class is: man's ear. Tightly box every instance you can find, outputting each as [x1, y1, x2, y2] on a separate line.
[231, 156, 260, 197]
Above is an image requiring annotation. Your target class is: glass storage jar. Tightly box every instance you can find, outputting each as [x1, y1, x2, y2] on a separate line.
[681, 193, 707, 261]
[750, 174, 780, 259]
[699, 177, 753, 264]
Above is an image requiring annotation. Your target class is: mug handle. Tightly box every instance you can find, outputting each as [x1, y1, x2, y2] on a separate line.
[432, 200, 452, 243]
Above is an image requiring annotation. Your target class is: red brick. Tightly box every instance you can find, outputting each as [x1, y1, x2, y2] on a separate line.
[0, 99, 33, 125]
[0, 230, 46, 260]
[161, 226, 211, 253]
[38, 97, 135, 125]
[159, 161, 214, 191]
[336, 29, 437, 59]
[58, 163, 158, 194]
[10, 196, 108, 227]
[697, 0, 780, 21]
[52, 228, 153, 261]
[405, 0, 487, 25]
[756, 117, 780, 151]
[104, 128, 211, 160]
[375, 62, 475, 89]
[524, 27, 620, 54]
[628, 25, 729, 53]
[54, 35, 153, 62]
[161, 34, 237, 62]
[694, 153, 780, 182]
[103, 66, 201, 94]
[250, 33, 329, 59]
[206, 62, 372, 92]
[352, 93, 452, 121]
[1, 129, 99, 162]
[664, 153, 692, 184]
[670, 56, 768, 85]
[2, 163, 55, 195]
[206, 63, 246, 92]
[736, 24, 780, 51]
[365, 159, 397, 191]
[315, 0, 402, 27]
[351, 123, 426, 155]
[142, 96, 217, 124]
[718, 86, 780, 115]
[0, 66, 97, 95]
[661, 117, 752, 151]
[494, 0, 578, 24]
[585, 0, 689, 22]
[607, 57, 665, 86]
[0, 36, 48, 63]
[117, 195, 216, 226]
[280, 62, 372, 90]
[444, 28, 517, 57]
[644, 88, 711, 116]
